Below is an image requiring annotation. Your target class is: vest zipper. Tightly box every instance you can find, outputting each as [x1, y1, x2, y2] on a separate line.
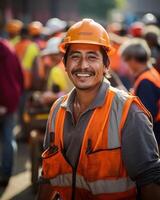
[71, 167, 77, 200]
[62, 148, 77, 200]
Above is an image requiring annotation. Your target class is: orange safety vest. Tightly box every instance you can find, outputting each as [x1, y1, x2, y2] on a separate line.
[133, 67, 160, 122]
[15, 39, 33, 89]
[15, 39, 31, 61]
[41, 87, 151, 200]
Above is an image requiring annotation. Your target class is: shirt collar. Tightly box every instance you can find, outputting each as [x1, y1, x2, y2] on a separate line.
[61, 79, 110, 113]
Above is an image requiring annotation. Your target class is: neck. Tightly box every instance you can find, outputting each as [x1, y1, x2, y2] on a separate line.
[134, 64, 148, 77]
[75, 82, 101, 111]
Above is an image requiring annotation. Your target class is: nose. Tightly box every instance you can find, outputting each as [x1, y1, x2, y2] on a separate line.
[79, 57, 89, 70]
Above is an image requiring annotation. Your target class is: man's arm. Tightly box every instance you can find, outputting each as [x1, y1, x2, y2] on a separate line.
[141, 183, 160, 200]
[136, 79, 158, 119]
[122, 104, 160, 200]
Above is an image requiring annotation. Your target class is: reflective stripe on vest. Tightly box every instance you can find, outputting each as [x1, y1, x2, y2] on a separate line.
[49, 173, 135, 194]
[107, 88, 130, 148]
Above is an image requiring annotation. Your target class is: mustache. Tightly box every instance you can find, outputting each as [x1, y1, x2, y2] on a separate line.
[71, 68, 95, 75]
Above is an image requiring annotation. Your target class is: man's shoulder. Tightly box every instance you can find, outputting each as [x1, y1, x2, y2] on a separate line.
[109, 86, 131, 105]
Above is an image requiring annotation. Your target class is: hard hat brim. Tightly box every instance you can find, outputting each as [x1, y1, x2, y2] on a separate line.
[59, 40, 115, 56]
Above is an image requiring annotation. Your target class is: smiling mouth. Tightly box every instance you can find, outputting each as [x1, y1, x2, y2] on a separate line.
[73, 72, 95, 77]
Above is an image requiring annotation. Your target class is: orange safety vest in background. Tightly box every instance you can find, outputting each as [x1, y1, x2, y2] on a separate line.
[41, 87, 151, 200]
[133, 67, 160, 122]
[15, 40, 32, 89]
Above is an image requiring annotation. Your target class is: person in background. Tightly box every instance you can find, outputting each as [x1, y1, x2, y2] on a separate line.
[28, 21, 46, 50]
[45, 18, 67, 39]
[38, 19, 160, 200]
[107, 22, 132, 90]
[120, 38, 160, 147]
[15, 26, 40, 90]
[5, 19, 23, 46]
[39, 36, 73, 105]
[15, 26, 39, 139]
[143, 25, 160, 73]
[0, 38, 23, 186]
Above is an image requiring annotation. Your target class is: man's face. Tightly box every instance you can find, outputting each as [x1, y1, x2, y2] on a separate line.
[124, 58, 144, 77]
[65, 43, 106, 90]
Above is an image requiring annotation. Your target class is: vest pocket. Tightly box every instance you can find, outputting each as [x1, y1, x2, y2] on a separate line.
[83, 148, 121, 181]
[42, 146, 70, 179]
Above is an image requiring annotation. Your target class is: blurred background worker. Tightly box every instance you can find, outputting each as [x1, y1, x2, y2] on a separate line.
[15, 26, 40, 90]
[39, 36, 73, 104]
[5, 19, 23, 46]
[45, 18, 67, 38]
[120, 38, 160, 146]
[15, 26, 39, 138]
[28, 21, 47, 50]
[0, 38, 23, 186]
[143, 25, 160, 73]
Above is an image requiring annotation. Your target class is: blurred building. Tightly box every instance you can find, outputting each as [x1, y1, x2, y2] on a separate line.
[127, 0, 160, 15]
[125, 0, 160, 18]
[0, 0, 79, 25]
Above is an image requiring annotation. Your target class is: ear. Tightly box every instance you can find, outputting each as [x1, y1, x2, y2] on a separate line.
[103, 65, 108, 76]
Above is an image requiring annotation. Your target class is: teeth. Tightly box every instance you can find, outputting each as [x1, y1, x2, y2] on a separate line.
[76, 73, 91, 77]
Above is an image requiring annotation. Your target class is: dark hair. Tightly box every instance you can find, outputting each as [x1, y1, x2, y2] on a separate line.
[120, 39, 151, 63]
[63, 46, 110, 68]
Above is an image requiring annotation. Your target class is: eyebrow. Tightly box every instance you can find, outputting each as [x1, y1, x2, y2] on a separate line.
[69, 50, 100, 56]
[68, 51, 81, 56]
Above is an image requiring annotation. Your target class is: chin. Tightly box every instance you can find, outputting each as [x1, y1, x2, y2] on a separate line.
[75, 82, 101, 91]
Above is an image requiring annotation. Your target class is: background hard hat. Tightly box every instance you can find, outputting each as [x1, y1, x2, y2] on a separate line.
[129, 22, 144, 37]
[59, 18, 114, 55]
[45, 18, 67, 35]
[142, 13, 158, 25]
[40, 37, 63, 56]
[28, 21, 43, 36]
[6, 19, 23, 34]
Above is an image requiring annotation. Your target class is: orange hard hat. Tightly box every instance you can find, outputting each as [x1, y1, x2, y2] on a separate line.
[28, 21, 43, 36]
[6, 19, 23, 34]
[59, 18, 114, 55]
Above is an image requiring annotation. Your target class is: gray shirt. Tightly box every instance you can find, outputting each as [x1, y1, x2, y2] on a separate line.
[44, 81, 160, 187]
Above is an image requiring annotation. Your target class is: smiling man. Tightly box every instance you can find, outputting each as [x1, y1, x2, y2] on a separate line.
[37, 19, 160, 200]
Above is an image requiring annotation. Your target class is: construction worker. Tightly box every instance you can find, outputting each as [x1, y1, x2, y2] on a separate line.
[120, 38, 160, 147]
[15, 26, 39, 90]
[28, 21, 46, 50]
[37, 19, 160, 200]
[39, 37, 73, 104]
[15, 26, 39, 138]
[45, 18, 67, 38]
[143, 25, 160, 73]
[5, 19, 23, 46]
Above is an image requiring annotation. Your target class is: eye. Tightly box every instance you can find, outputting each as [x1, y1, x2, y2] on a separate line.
[71, 55, 79, 59]
[70, 53, 80, 60]
[88, 54, 97, 60]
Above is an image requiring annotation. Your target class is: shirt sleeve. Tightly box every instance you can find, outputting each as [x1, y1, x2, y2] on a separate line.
[122, 103, 160, 187]
[136, 79, 158, 119]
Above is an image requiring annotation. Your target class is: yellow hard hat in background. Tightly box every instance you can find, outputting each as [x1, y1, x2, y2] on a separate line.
[59, 18, 114, 55]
